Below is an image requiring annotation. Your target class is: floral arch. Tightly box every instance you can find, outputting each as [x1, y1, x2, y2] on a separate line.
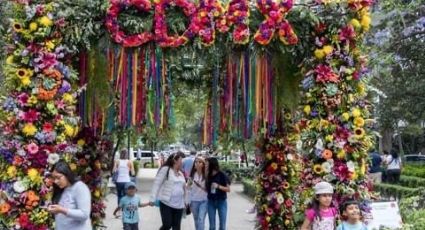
[0, 0, 374, 229]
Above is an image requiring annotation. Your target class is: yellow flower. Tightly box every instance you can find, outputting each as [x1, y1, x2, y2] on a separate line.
[20, 76, 31, 86]
[77, 139, 85, 146]
[351, 108, 361, 117]
[63, 93, 75, 104]
[313, 164, 324, 175]
[337, 149, 346, 159]
[13, 22, 23, 32]
[27, 168, 41, 183]
[354, 127, 365, 139]
[353, 117, 365, 127]
[303, 105, 311, 114]
[94, 189, 101, 198]
[342, 112, 350, 121]
[314, 49, 326, 59]
[56, 134, 66, 143]
[16, 68, 28, 78]
[45, 40, 55, 51]
[7, 166, 17, 178]
[350, 171, 358, 180]
[28, 95, 38, 105]
[64, 124, 75, 137]
[357, 82, 366, 95]
[23, 123, 37, 136]
[6, 56, 14, 65]
[319, 119, 329, 128]
[69, 163, 77, 171]
[350, 19, 361, 29]
[322, 45, 333, 55]
[325, 135, 334, 142]
[29, 22, 38, 31]
[39, 16, 53, 27]
[361, 15, 371, 31]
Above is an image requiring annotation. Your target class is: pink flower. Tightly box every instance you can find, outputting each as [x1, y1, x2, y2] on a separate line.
[339, 25, 356, 41]
[27, 143, 39, 155]
[315, 64, 339, 83]
[23, 109, 39, 123]
[17, 93, 29, 106]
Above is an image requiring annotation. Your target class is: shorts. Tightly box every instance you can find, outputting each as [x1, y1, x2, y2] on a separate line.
[123, 223, 139, 230]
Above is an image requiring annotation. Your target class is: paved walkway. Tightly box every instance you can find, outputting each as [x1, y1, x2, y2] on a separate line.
[104, 168, 256, 229]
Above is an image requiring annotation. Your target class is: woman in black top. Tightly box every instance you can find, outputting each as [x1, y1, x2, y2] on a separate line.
[206, 157, 231, 230]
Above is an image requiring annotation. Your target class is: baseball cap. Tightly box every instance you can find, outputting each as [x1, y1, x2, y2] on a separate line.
[125, 182, 136, 190]
[313, 181, 334, 195]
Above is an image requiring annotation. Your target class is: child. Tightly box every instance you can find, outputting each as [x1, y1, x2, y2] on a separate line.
[301, 181, 338, 230]
[113, 182, 149, 230]
[337, 200, 368, 230]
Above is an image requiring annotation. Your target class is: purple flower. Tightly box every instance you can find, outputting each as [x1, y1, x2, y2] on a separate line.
[0, 148, 14, 163]
[59, 80, 71, 94]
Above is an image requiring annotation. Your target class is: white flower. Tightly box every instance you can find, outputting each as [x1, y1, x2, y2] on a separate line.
[315, 139, 324, 150]
[322, 162, 332, 173]
[296, 140, 303, 150]
[13, 181, 27, 193]
[47, 153, 60, 165]
[16, 149, 26, 156]
[276, 194, 284, 204]
[347, 161, 356, 172]
[287, 154, 294, 161]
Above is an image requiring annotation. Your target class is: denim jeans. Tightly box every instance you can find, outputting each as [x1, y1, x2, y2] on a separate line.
[123, 223, 138, 230]
[116, 182, 127, 205]
[191, 200, 208, 230]
[208, 199, 227, 230]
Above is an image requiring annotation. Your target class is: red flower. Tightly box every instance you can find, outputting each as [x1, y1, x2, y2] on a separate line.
[42, 122, 54, 132]
[339, 25, 356, 41]
[315, 64, 339, 83]
[18, 213, 30, 228]
[17, 93, 29, 106]
[23, 109, 39, 123]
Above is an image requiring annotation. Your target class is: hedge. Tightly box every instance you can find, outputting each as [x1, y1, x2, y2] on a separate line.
[402, 164, 425, 178]
[398, 175, 425, 188]
[220, 162, 257, 182]
[374, 183, 422, 199]
[242, 179, 256, 199]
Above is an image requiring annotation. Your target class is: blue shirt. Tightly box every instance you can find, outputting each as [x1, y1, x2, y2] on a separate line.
[337, 222, 368, 230]
[119, 195, 141, 224]
[369, 152, 382, 173]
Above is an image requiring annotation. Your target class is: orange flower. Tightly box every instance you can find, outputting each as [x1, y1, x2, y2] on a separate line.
[321, 149, 333, 160]
[37, 87, 57, 100]
[0, 202, 11, 214]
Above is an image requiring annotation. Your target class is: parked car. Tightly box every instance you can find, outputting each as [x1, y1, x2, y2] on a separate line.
[404, 154, 425, 164]
[133, 150, 159, 168]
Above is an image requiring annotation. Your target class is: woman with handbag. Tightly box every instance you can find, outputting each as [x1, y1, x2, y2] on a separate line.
[188, 157, 208, 230]
[113, 149, 135, 205]
[149, 151, 188, 230]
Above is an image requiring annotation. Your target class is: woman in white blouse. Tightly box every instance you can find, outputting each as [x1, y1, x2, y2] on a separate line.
[150, 151, 187, 230]
[188, 157, 208, 230]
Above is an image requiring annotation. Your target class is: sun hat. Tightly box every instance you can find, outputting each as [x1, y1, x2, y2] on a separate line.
[313, 181, 334, 195]
[125, 181, 136, 190]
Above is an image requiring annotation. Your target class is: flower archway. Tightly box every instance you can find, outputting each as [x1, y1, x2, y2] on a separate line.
[0, 0, 374, 229]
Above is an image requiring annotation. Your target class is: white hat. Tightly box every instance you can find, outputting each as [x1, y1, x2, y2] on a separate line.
[314, 181, 334, 195]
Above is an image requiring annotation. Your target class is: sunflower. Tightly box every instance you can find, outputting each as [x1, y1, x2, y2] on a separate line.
[16, 68, 28, 78]
[282, 182, 290, 189]
[354, 128, 365, 139]
[13, 22, 23, 32]
[313, 164, 324, 174]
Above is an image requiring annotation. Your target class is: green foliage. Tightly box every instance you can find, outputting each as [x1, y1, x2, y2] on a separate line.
[242, 179, 256, 199]
[373, 183, 421, 199]
[132, 160, 140, 175]
[399, 192, 425, 230]
[402, 164, 425, 178]
[220, 162, 257, 182]
[398, 175, 425, 188]
[117, 6, 153, 35]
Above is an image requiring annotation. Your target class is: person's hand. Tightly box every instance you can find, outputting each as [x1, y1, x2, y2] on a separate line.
[47, 205, 66, 215]
[148, 201, 154, 206]
[211, 182, 218, 189]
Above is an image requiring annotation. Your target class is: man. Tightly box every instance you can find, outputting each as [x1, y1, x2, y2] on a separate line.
[182, 151, 196, 179]
[369, 151, 383, 183]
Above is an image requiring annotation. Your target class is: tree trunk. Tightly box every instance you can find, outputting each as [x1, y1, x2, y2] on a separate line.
[380, 128, 393, 153]
[397, 134, 404, 156]
[150, 141, 155, 168]
[110, 128, 124, 174]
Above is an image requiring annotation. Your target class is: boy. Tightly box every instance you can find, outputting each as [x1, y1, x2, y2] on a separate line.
[113, 182, 149, 230]
[337, 200, 368, 230]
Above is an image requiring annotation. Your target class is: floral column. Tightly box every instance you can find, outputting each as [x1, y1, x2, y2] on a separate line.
[298, 0, 375, 206]
[0, 2, 81, 229]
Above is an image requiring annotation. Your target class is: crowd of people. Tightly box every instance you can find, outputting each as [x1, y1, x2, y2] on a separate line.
[112, 150, 231, 230]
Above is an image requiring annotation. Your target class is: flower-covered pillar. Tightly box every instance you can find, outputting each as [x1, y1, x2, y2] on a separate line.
[0, 1, 84, 229]
[298, 0, 374, 207]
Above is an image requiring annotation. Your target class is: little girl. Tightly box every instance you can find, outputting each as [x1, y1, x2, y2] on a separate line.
[301, 181, 338, 230]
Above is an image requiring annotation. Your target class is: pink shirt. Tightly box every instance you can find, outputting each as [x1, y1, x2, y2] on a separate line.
[305, 207, 337, 230]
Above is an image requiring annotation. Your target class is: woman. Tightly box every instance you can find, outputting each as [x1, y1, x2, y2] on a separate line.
[188, 157, 208, 230]
[48, 161, 92, 230]
[113, 149, 135, 205]
[386, 150, 402, 183]
[150, 151, 187, 230]
[206, 157, 231, 230]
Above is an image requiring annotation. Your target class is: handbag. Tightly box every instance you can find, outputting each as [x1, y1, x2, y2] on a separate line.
[112, 171, 118, 183]
[185, 204, 191, 215]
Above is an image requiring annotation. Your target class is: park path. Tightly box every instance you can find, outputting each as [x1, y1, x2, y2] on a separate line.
[103, 168, 256, 229]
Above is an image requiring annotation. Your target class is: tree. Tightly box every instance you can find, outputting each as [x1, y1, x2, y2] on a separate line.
[367, 0, 425, 153]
